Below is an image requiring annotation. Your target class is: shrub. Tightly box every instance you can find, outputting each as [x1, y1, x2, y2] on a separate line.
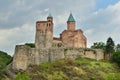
[25, 43, 35, 48]
[15, 72, 31, 80]
[112, 51, 120, 66]
[90, 77, 96, 80]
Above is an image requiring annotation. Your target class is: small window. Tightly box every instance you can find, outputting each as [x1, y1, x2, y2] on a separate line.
[37, 23, 40, 26]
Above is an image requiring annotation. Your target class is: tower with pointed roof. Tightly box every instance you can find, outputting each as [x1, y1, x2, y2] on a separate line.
[67, 13, 75, 31]
[59, 13, 87, 48]
[35, 13, 86, 49]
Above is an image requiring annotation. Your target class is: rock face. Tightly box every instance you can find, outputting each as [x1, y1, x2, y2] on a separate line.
[12, 13, 104, 71]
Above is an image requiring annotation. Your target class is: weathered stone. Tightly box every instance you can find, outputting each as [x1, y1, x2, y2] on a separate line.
[12, 45, 30, 71]
[11, 14, 105, 71]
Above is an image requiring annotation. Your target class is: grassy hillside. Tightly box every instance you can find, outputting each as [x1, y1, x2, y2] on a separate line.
[24, 58, 120, 80]
[0, 51, 12, 79]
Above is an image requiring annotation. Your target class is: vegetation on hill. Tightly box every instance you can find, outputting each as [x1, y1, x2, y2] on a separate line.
[105, 37, 115, 58]
[91, 37, 120, 66]
[25, 43, 35, 48]
[17, 58, 119, 80]
[91, 42, 106, 50]
[15, 72, 31, 80]
[0, 51, 12, 79]
[112, 51, 120, 66]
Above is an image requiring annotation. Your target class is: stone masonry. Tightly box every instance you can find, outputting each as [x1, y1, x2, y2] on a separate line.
[12, 13, 104, 71]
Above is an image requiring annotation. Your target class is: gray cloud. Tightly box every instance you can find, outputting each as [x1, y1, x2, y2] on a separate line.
[0, 0, 95, 29]
[0, 0, 120, 55]
[83, 1, 120, 46]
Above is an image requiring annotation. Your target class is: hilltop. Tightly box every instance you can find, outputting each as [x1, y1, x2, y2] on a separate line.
[14, 58, 120, 80]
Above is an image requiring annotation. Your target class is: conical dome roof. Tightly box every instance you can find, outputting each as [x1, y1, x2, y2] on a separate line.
[67, 13, 75, 22]
[48, 13, 53, 18]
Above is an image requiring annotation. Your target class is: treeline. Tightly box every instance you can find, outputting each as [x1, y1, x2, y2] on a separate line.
[91, 37, 120, 66]
[0, 51, 12, 79]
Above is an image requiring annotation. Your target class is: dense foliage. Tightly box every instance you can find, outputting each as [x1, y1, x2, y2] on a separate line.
[91, 42, 106, 50]
[105, 37, 115, 54]
[0, 51, 11, 67]
[91, 37, 115, 59]
[116, 44, 120, 51]
[112, 51, 120, 66]
[25, 43, 35, 48]
[0, 51, 12, 79]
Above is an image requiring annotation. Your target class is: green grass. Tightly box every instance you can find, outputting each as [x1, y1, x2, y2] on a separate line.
[25, 58, 120, 80]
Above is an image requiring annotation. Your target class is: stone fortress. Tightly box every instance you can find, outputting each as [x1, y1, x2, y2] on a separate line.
[12, 13, 104, 71]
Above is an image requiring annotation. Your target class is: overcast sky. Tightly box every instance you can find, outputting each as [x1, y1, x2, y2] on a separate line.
[0, 0, 120, 55]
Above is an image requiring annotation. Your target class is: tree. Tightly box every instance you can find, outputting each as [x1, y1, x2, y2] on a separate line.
[91, 42, 105, 50]
[105, 37, 115, 59]
[112, 51, 120, 66]
[116, 44, 120, 51]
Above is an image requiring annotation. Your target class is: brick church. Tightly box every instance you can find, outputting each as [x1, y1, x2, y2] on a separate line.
[35, 13, 87, 49]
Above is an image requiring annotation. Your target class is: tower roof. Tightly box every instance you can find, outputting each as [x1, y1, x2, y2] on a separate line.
[48, 13, 53, 18]
[68, 13, 75, 22]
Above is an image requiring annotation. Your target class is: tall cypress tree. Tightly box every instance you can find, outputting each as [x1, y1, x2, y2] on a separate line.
[105, 37, 115, 59]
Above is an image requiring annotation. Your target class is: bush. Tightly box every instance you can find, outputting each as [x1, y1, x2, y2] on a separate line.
[112, 51, 120, 66]
[0, 51, 12, 79]
[15, 72, 31, 80]
[90, 77, 96, 80]
[25, 43, 35, 48]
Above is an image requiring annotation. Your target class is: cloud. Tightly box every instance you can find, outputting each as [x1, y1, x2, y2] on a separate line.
[0, 0, 95, 29]
[0, 0, 120, 55]
[83, 1, 120, 47]
[0, 23, 35, 55]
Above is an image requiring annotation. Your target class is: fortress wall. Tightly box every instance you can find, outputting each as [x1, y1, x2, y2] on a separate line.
[49, 48, 65, 61]
[84, 50, 96, 60]
[12, 45, 30, 71]
[12, 46, 105, 71]
[37, 49, 49, 64]
[64, 48, 83, 58]
[63, 48, 104, 60]
[94, 49, 104, 60]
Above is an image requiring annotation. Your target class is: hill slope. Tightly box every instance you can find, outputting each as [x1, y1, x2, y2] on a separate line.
[25, 58, 120, 80]
[0, 51, 12, 79]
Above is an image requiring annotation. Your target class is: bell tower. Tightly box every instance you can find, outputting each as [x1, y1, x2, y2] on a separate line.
[46, 13, 53, 41]
[35, 14, 54, 49]
[67, 13, 75, 31]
